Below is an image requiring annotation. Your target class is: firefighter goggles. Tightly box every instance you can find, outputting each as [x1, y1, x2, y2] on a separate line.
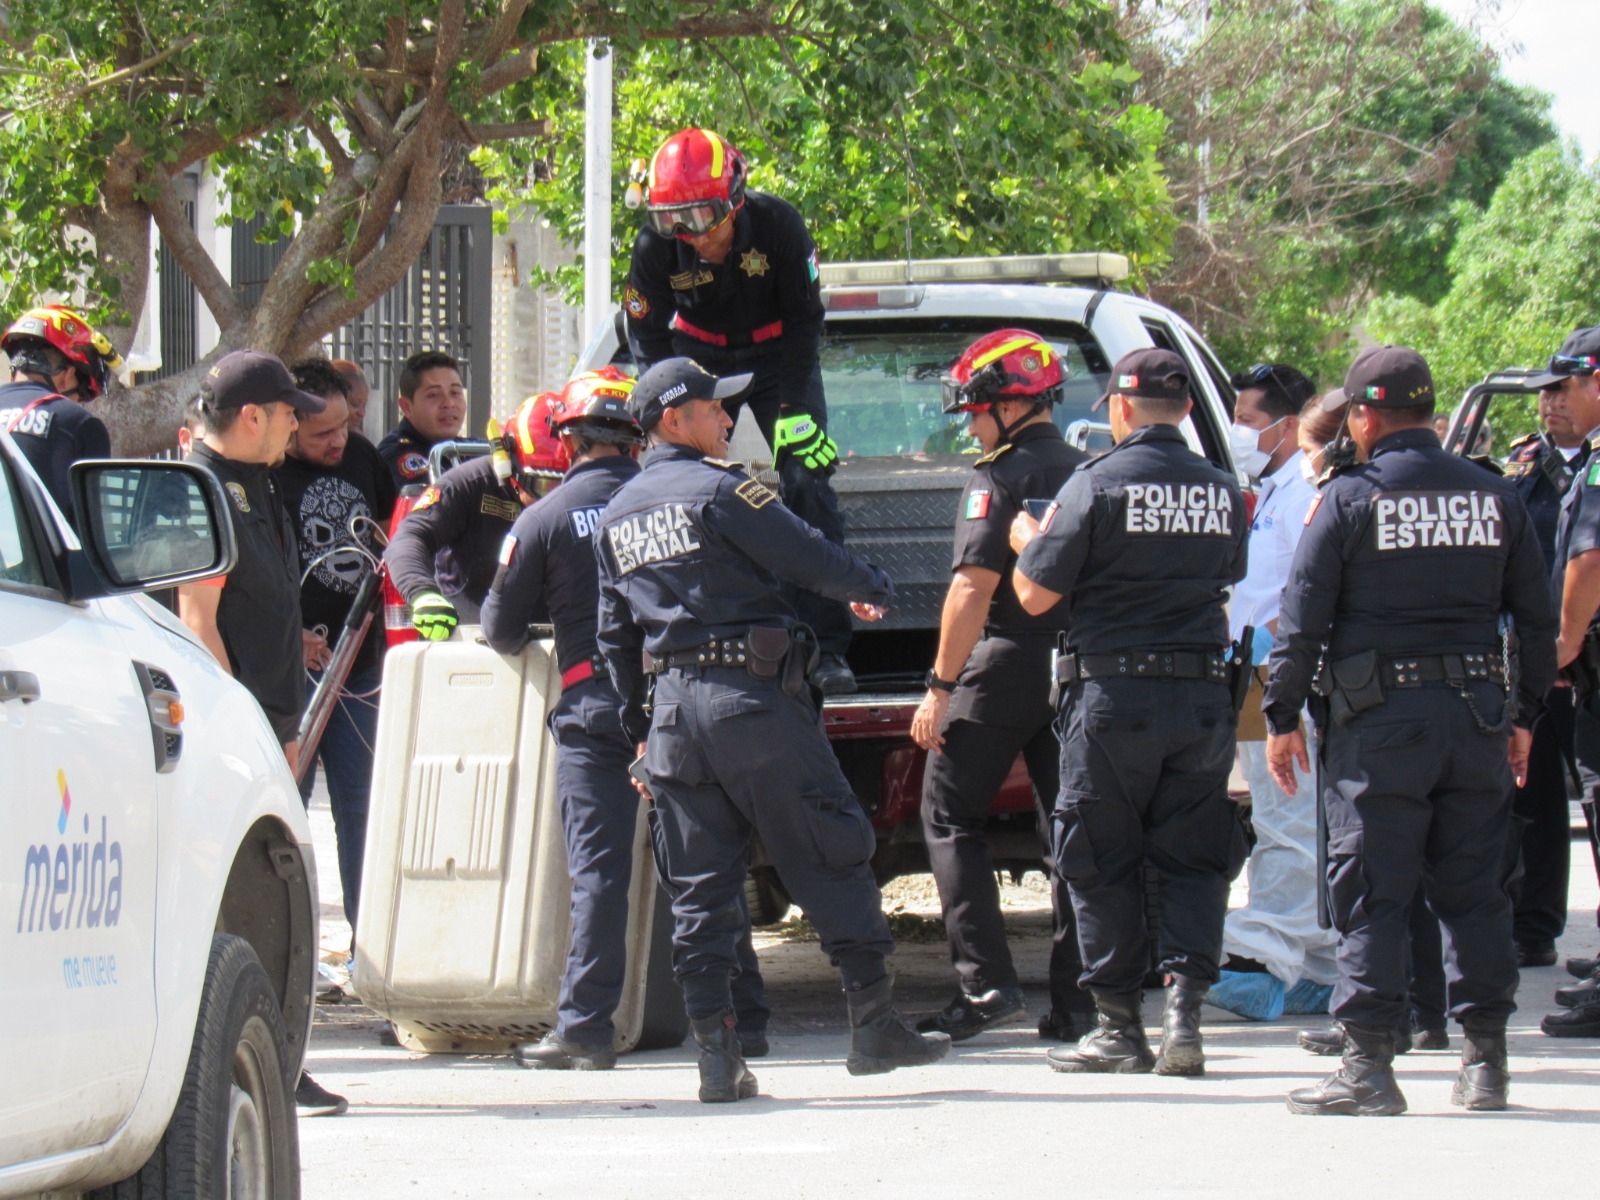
[941, 364, 1004, 414]
[646, 198, 736, 239]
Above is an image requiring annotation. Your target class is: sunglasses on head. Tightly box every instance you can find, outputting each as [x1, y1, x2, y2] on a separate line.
[1549, 353, 1600, 376]
[646, 198, 736, 239]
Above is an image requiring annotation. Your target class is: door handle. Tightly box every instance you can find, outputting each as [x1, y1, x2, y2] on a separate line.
[0, 670, 41, 703]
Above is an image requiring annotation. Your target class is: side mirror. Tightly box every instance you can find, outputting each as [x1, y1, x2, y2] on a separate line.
[66, 460, 238, 598]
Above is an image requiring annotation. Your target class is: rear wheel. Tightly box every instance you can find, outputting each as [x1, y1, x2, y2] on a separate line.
[744, 866, 792, 927]
[90, 933, 299, 1199]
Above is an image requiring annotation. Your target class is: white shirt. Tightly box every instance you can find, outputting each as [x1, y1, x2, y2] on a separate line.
[1229, 449, 1318, 638]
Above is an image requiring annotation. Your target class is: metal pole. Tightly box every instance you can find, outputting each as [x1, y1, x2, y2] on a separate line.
[584, 40, 614, 347]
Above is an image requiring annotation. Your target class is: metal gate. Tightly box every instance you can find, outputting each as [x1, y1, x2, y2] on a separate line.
[325, 205, 494, 439]
[144, 204, 494, 440]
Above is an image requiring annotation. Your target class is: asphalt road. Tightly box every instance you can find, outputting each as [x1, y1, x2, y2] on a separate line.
[298, 790, 1600, 1199]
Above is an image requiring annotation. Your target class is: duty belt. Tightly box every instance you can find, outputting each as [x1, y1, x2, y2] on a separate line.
[561, 654, 608, 690]
[644, 635, 752, 674]
[1059, 649, 1231, 685]
[1382, 653, 1503, 689]
[671, 314, 784, 348]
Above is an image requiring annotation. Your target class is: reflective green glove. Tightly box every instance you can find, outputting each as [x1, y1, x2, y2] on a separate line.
[773, 412, 839, 472]
[411, 590, 459, 640]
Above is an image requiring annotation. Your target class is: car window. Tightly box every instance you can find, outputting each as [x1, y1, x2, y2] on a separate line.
[0, 452, 45, 588]
[820, 318, 1111, 459]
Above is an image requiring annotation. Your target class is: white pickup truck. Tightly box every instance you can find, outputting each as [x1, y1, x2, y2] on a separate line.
[0, 434, 316, 1200]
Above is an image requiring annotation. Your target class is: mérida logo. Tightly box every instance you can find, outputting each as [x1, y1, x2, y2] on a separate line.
[16, 808, 124, 935]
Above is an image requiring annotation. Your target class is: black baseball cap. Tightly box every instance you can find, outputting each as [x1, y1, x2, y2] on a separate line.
[1094, 348, 1191, 410]
[1341, 345, 1434, 410]
[200, 350, 327, 414]
[631, 357, 752, 432]
[1526, 326, 1600, 391]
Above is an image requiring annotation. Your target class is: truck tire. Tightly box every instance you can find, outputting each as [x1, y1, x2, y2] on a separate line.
[632, 884, 689, 1051]
[89, 933, 300, 1200]
[743, 867, 792, 927]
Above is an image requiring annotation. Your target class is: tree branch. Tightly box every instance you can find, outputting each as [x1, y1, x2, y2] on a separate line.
[465, 118, 553, 142]
[146, 167, 242, 329]
[479, 0, 531, 69]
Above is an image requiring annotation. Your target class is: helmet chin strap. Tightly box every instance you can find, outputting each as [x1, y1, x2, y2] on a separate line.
[991, 400, 1045, 446]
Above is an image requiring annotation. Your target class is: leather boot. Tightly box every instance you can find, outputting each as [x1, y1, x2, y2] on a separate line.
[1046, 991, 1155, 1074]
[1452, 1024, 1509, 1111]
[1286, 1024, 1407, 1116]
[845, 977, 952, 1077]
[690, 1010, 758, 1103]
[1154, 974, 1207, 1076]
[1298, 1020, 1414, 1056]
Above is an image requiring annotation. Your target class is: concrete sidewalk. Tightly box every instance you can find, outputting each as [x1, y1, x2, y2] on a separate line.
[298, 788, 1600, 1199]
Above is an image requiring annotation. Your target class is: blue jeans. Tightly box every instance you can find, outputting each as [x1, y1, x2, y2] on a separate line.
[299, 665, 381, 934]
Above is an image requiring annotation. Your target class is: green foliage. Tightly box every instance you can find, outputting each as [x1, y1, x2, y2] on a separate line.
[481, 13, 1175, 302]
[1366, 142, 1600, 434]
[1141, 0, 1556, 385]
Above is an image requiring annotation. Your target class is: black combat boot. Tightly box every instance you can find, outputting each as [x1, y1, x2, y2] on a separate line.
[1298, 1020, 1415, 1056]
[1286, 1024, 1407, 1116]
[1452, 1023, 1509, 1111]
[844, 977, 952, 1076]
[1046, 991, 1155, 1074]
[690, 1009, 758, 1103]
[1154, 974, 1207, 1076]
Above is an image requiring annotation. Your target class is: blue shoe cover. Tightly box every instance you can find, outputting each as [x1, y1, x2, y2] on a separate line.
[1283, 979, 1334, 1016]
[1204, 970, 1286, 1021]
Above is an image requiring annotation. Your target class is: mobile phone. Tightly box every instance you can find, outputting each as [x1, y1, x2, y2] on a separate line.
[1024, 498, 1053, 520]
[628, 755, 650, 786]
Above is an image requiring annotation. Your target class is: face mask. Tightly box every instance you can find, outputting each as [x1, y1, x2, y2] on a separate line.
[1229, 417, 1285, 480]
[1299, 451, 1321, 485]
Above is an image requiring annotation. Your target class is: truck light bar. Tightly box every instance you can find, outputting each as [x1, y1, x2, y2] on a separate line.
[823, 286, 925, 311]
[818, 252, 1130, 288]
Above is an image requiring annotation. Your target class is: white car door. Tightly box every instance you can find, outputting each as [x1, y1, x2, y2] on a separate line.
[0, 450, 161, 1166]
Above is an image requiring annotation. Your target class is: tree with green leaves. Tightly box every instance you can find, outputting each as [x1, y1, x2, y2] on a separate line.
[1126, 0, 1554, 387]
[0, 1, 1161, 455]
[1366, 142, 1600, 432]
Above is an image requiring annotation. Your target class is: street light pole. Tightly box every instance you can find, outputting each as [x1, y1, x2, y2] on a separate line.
[583, 39, 614, 346]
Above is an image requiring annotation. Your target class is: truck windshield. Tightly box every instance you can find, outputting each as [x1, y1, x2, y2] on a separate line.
[821, 318, 1111, 459]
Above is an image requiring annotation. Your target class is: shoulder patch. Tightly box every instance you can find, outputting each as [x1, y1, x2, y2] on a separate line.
[975, 444, 1015, 467]
[498, 533, 518, 568]
[1304, 494, 1322, 526]
[735, 478, 778, 510]
[623, 284, 650, 319]
[225, 481, 251, 514]
[399, 451, 429, 479]
[480, 493, 522, 522]
[964, 489, 991, 520]
[1507, 433, 1538, 458]
[701, 457, 747, 472]
[1587, 460, 1600, 487]
[412, 485, 442, 512]
[1040, 500, 1059, 533]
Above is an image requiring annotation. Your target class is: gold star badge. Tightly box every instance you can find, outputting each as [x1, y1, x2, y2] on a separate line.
[740, 249, 770, 277]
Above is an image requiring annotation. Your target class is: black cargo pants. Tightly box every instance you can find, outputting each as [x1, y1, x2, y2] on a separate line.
[643, 664, 894, 1011]
[921, 634, 1090, 1013]
[1322, 683, 1518, 1031]
[1053, 676, 1245, 996]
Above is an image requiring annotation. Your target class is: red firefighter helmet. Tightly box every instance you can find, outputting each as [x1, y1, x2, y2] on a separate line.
[548, 370, 642, 443]
[2, 304, 124, 399]
[941, 328, 1066, 415]
[502, 392, 570, 497]
[645, 128, 747, 239]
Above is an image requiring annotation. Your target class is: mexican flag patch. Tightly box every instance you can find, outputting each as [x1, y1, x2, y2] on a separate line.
[965, 490, 991, 520]
[1588, 460, 1600, 487]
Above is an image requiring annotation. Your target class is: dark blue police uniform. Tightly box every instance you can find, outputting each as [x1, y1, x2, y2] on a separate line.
[383, 454, 522, 623]
[1552, 434, 1600, 943]
[483, 454, 769, 1048]
[0, 380, 110, 528]
[1502, 432, 1586, 957]
[1017, 424, 1249, 996]
[624, 192, 852, 656]
[595, 442, 895, 995]
[1266, 428, 1557, 1035]
[376, 415, 444, 491]
[922, 421, 1092, 1022]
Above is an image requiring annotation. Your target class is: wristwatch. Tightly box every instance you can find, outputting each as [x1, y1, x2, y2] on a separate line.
[925, 670, 958, 693]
